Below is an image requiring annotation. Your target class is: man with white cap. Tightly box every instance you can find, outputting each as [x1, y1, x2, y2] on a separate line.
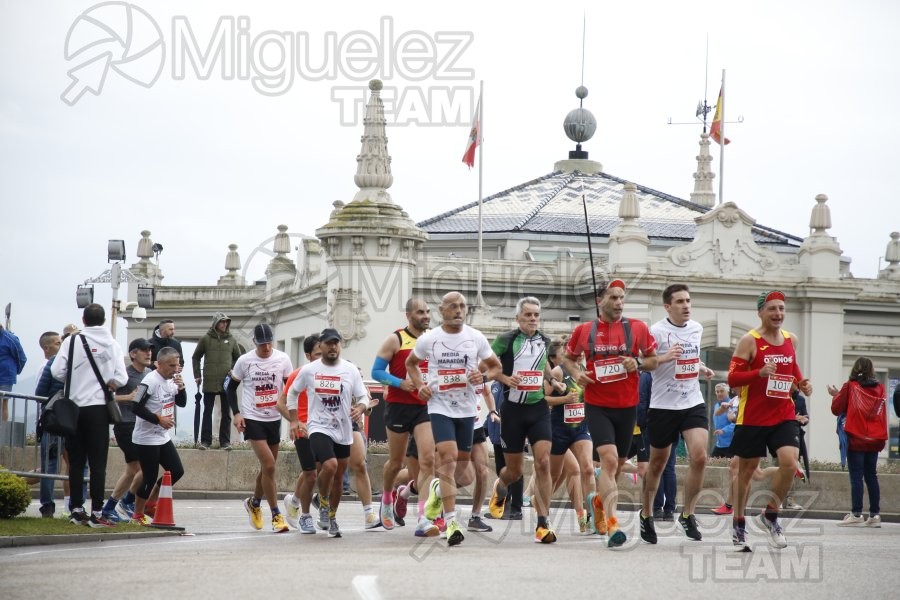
[227, 323, 294, 533]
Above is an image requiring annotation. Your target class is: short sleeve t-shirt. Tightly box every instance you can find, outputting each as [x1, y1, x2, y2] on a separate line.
[132, 370, 178, 446]
[413, 324, 494, 418]
[649, 319, 705, 410]
[284, 368, 309, 422]
[116, 364, 150, 423]
[294, 358, 366, 445]
[491, 330, 550, 405]
[232, 350, 293, 422]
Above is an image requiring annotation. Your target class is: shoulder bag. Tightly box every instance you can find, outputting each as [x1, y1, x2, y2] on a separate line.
[40, 337, 80, 436]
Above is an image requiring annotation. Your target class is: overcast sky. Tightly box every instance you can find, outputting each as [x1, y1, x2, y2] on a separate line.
[2, 0, 899, 394]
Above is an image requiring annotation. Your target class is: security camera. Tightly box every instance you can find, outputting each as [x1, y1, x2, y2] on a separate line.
[122, 301, 138, 312]
[132, 307, 147, 323]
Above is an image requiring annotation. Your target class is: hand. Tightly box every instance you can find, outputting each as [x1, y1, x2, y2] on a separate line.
[289, 420, 307, 440]
[714, 429, 723, 436]
[195, 377, 202, 385]
[701, 366, 716, 379]
[468, 370, 484, 386]
[551, 379, 567, 394]
[826, 384, 839, 397]
[663, 343, 683, 363]
[506, 374, 522, 388]
[233, 413, 246, 433]
[158, 415, 175, 429]
[576, 372, 594, 388]
[623, 356, 639, 373]
[759, 362, 777, 377]
[350, 403, 366, 420]
[400, 379, 416, 392]
[417, 385, 433, 401]
[798, 379, 813, 396]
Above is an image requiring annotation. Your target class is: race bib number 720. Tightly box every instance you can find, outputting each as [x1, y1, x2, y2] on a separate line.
[593, 358, 626, 383]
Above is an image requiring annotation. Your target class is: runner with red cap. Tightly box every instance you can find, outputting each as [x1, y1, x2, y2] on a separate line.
[727, 290, 813, 551]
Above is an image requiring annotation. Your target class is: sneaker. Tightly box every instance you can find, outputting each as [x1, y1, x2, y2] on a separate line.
[365, 512, 382, 530]
[865, 515, 882, 528]
[144, 501, 157, 518]
[640, 514, 657, 544]
[115, 500, 135, 521]
[783, 497, 803, 510]
[87, 513, 116, 528]
[607, 517, 626, 549]
[662, 510, 675, 522]
[328, 519, 342, 538]
[39, 504, 54, 519]
[758, 513, 787, 549]
[467, 516, 493, 532]
[101, 510, 122, 524]
[69, 509, 90, 526]
[282, 494, 300, 529]
[522, 495, 532, 507]
[488, 478, 507, 519]
[415, 517, 440, 538]
[434, 516, 447, 533]
[395, 514, 406, 527]
[132, 514, 151, 526]
[577, 511, 591, 535]
[380, 499, 395, 530]
[711, 503, 733, 516]
[299, 514, 316, 534]
[244, 498, 263, 530]
[272, 513, 289, 533]
[678, 513, 702, 541]
[534, 525, 557, 544]
[446, 519, 464, 546]
[794, 468, 807, 483]
[394, 484, 410, 519]
[424, 478, 443, 520]
[221, 444, 232, 451]
[317, 503, 330, 530]
[587, 492, 607, 535]
[837, 513, 865, 527]
[732, 525, 751, 552]
[506, 510, 523, 521]
[653, 508, 665, 520]
[197, 443, 209, 450]
[311, 493, 321, 510]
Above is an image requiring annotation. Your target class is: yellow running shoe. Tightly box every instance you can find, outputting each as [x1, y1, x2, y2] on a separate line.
[588, 492, 607, 535]
[131, 514, 151, 526]
[424, 478, 443, 521]
[577, 510, 590, 535]
[534, 525, 557, 544]
[272, 513, 289, 533]
[488, 478, 507, 519]
[244, 497, 263, 530]
[446, 519, 464, 546]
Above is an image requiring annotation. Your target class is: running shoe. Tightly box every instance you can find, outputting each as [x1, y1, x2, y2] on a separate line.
[487, 478, 507, 519]
[865, 515, 882, 528]
[415, 517, 440, 537]
[446, 519, 464, 546]
[144, 501, 157, 518]
[534, 525, 557, 544]
[794, 468, 807, 483]
[101, 510, 123, 524]
[678, 513, 702, 541]
[577, 510, 591, 535]
[467, 516, 493, 532]
[311, 493, 320, 510]
[380, 499, 395, 530]
[395, 514, 406, 527]
[328, 519, 342, 538]
[606, 516, 625, 548]
[87, 513, 116, 528]
[394, 483, 411, 519]
[69, 509, 89, 526]
[758, 513, 787, 549]
[587, 492, 607, 535]
[365, 512, 383, 530]
[522, 495, 532, 507]
[434, 516, 447, 534]
[732, 525, 751, 552]
[272, 513, 289, 533]
[132, 514, 151, 526]
[244, 498, 263, 530]
[115, 500, 135, 521]
[783, 497, 803, 510]
[424, 478, 443, 520]
[317, 503, 330, 530]
[640, 514, 657, 544]
[298, 514, 316, 534]
[711, 503, 733, 516]
[282, 493, 300, 529]
[837, 513, 865, 527]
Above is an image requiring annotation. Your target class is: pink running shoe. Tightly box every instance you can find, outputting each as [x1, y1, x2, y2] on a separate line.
[395, 482, 412, 519]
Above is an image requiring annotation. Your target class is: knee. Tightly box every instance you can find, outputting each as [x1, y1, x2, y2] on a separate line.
[320, 460, 337, 478]
[692, 452, 708, 470]
[170, 467, 185, 484]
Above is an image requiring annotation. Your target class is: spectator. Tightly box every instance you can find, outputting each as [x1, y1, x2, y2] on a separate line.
[192, 312, 241, 450]
[0, 322, 27, 421]
[149, 319, 184, 367]
[34, 330, 62, 517]
[711, 383, 736, 458]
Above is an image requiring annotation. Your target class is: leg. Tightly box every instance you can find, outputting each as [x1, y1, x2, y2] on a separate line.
[562, 449, 583, 511]
[330, 458, 349, 513]
[862, 451, 880, 516]
[682, 428, 708, 515]
[39, 433, 58, 515]
[769, 445, 799, 510]
[217, 394, 232, 447]
[200, 392, 216, 446]
[596, 444, 620, 519]
[435, 441, 460, 514]
[642, 444, 671, 517]
[412, 422, 435, 511]
[470, 441, 489, 515]
[249, 439, 279, 508]
[734, 457, 761, 519]
[846, 450, 864, 516]
[82, 406, 110, 514]
[134, 443, 161, 517]
[530, 440, 553, 518]
[350, 431, 372, 506]
[662, 444, 678, 514]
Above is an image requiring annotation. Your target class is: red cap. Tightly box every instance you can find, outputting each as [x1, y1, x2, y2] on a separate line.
[609, 279, 626, 290]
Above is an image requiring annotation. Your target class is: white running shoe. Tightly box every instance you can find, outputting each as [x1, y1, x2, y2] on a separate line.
[837, 513, 865, 527]
[282, 493, 300, 529]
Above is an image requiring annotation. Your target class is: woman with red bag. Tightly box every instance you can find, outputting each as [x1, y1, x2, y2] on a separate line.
[828, 357, 888, 528]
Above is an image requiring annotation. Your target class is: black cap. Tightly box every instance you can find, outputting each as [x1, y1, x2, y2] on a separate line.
[253, 323, 275, 344]
[319, 328, 342, 343]
[129, 338, 152, 352]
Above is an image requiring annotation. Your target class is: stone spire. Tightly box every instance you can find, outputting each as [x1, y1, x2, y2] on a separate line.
[353, 80, 393, 203]
[265, 225, 297, 293]
[218, 243, 246, 286]
[799, 194, 842, 278]
[608, 182, 649, 272]
[689, 133, 716, 207]
[878, 231, 900, 280]
[128, 230, 163, 285]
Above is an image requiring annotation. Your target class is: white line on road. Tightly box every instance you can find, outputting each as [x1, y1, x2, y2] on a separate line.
[352, 575, 382, 600]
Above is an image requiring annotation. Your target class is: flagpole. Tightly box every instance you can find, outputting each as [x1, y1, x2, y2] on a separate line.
[476, 79, 485, 306]
[718, 69, 725, 205]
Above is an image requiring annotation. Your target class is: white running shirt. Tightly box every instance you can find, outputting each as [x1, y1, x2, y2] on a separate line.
[232, 350, 293, 422]
[132, 370, 178, 446]
[291, 358, 367, 445]
[649, 318, 705, 410]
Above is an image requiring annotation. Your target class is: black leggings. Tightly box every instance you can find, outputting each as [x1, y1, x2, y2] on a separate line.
[67, 405, 110, 513]
[136, 440, 184, 499]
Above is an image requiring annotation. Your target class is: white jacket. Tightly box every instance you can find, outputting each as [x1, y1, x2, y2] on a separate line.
[51, 326, 127, 408]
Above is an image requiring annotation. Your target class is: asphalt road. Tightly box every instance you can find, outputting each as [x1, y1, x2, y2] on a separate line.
[2, 500, 898, 599]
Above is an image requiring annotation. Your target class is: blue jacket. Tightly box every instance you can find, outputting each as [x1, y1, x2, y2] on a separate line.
[35, 356, 64, 399]
[0, 327, 26, 386]
[712, 401, 735, 448]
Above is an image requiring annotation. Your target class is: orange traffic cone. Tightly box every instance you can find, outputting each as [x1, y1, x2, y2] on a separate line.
[149, 470, 184, 531]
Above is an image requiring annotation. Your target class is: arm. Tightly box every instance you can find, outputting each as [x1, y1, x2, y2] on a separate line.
[405, 351, 430, 401]
[727, 334, 770, 387]
[479, 355, 503, 386]
[225, 373, 245, 433]
[132, 384, 163, 426]
[191, 339, 204, 384]
[372, 334, 413, 391]
[35, 362, 54, 397]
[829, 382, 850, 416]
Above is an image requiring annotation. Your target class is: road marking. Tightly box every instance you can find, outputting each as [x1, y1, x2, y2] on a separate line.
[352, 575, 382, 600]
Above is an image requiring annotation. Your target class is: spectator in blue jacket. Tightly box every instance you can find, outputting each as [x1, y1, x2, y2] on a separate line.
[0, 323, 27, 421]
[711, 383, 736, 458]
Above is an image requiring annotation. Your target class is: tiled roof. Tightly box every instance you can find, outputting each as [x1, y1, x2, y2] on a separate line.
[418, 170, 803, 247]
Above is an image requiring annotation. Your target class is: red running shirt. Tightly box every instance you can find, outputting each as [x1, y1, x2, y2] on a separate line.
[734, 329, 802, 426]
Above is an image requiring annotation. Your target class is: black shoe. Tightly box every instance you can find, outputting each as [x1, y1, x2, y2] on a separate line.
[467, 516, 493, 532]
[505, 510, 523, 521]
[640, 514, 658, 544]
[663, 510, 675, 522]
[653, 509, 665, 520]
[39, 504, 55, 519]
[395, 514, 405, 527]
[69, 509, 90, 525]
[311, 493, 320, 510]
[678, 513, 702, 541]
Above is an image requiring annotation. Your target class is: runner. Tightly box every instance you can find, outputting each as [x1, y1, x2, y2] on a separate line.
[371, 298, 437, 536]
[286, 328, 369, 539]
[727, 290, 813, 551]
[406, 291, 502, 546]
[639, 284, 715, 545]
[561, 279, 658, 548]
[226, 323, 294, 533]
[469, 372, 499, 532]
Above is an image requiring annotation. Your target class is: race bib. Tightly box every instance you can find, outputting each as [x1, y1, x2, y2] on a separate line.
[674, 357, 700, 380]
[161, 401, 175, 418]
[515, 370, 542, 392]
[593, 358, 627, 383]
[254, 385, 278, 408]
[420, 360, 430, 385]
[437, 368, 467, 391]
[314, 374, 341, 396]
[765, 374, 793, 399]
[564, 402, 585, 424]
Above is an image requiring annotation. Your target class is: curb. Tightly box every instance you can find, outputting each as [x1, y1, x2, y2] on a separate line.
[0, 529, 182, 548]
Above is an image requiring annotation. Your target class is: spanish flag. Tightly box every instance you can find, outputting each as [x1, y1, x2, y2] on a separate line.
[709, 85, 731, 145]
[462, 94, 481, 168]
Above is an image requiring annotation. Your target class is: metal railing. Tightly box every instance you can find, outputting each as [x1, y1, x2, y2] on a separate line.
[0, 390, 68, 481]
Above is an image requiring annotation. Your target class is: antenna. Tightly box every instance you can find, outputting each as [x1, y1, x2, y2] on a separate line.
[580, 181, 600, 319]
[667, 35, 744, 128]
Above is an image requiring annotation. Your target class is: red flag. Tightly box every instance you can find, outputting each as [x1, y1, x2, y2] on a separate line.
[462, 95, 481, 168]
[709, 85, 730, 145]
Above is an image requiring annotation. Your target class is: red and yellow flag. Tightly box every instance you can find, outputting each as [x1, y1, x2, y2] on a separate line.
[709, 85, 731, 145]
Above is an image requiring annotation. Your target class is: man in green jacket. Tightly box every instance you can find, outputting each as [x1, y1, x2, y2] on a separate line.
[192, 312, 241, 449]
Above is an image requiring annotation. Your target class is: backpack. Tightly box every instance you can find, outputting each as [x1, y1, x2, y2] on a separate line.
[843, 381, 888, 442]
